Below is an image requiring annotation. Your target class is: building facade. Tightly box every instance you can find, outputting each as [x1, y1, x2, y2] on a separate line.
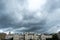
[0, 33, 6, 40]
[5, 32, 52, 40]
[57, 32, 60, 40]
[41, 34, 52, 40]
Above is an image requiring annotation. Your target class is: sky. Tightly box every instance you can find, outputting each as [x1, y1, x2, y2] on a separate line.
[0, 0, 60, 34]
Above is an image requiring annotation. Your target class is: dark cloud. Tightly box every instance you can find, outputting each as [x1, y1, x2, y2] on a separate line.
[0, 0, 60, 33]
[43, 0, 60, 13]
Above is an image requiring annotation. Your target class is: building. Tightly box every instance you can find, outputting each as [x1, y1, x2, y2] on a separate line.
[5, 32, 53, 40]
[19, 34, 25, 40]
[13, 34, 20, 40]
[5, 33, 13, 40]
[0, 33, 6, 40]
[25, 32, 37, 40]
[41, 34, 52, 40]
[56, 31, 60, 40]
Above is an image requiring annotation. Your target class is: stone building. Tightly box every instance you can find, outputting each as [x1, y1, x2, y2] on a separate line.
[5, 32, 52, 40]
[0, 33, 6, 40]
[57, 31, 60, 40]
[25, 32, 38, 40]
[5, 34, 13, 39]
[13, 34, 20, 40]
[41, 34, 52, 40]
[19, 34, 25, 40]
[5, 33, 13, 40]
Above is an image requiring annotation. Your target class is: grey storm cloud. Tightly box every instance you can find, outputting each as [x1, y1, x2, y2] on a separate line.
[0, 0, 60, 33]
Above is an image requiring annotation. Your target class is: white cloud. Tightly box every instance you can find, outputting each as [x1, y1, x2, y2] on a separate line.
[34, 11, 47, 20]
[2, 0, 47, 24]
[0, 27, 13, 33]
[27, 0, 47, 11]
[0, 27, 27, 34]
[15, 27, 27, 31]
[47, 24, 60, 33]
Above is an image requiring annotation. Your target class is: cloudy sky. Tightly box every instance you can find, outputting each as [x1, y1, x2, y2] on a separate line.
[0, 0, 60, 34]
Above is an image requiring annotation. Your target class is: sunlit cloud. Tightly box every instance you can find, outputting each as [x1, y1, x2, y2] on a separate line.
[27, 0, 47, 11]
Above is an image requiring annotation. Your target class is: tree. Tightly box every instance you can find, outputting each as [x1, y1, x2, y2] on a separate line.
[52, 34, 58, 40]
